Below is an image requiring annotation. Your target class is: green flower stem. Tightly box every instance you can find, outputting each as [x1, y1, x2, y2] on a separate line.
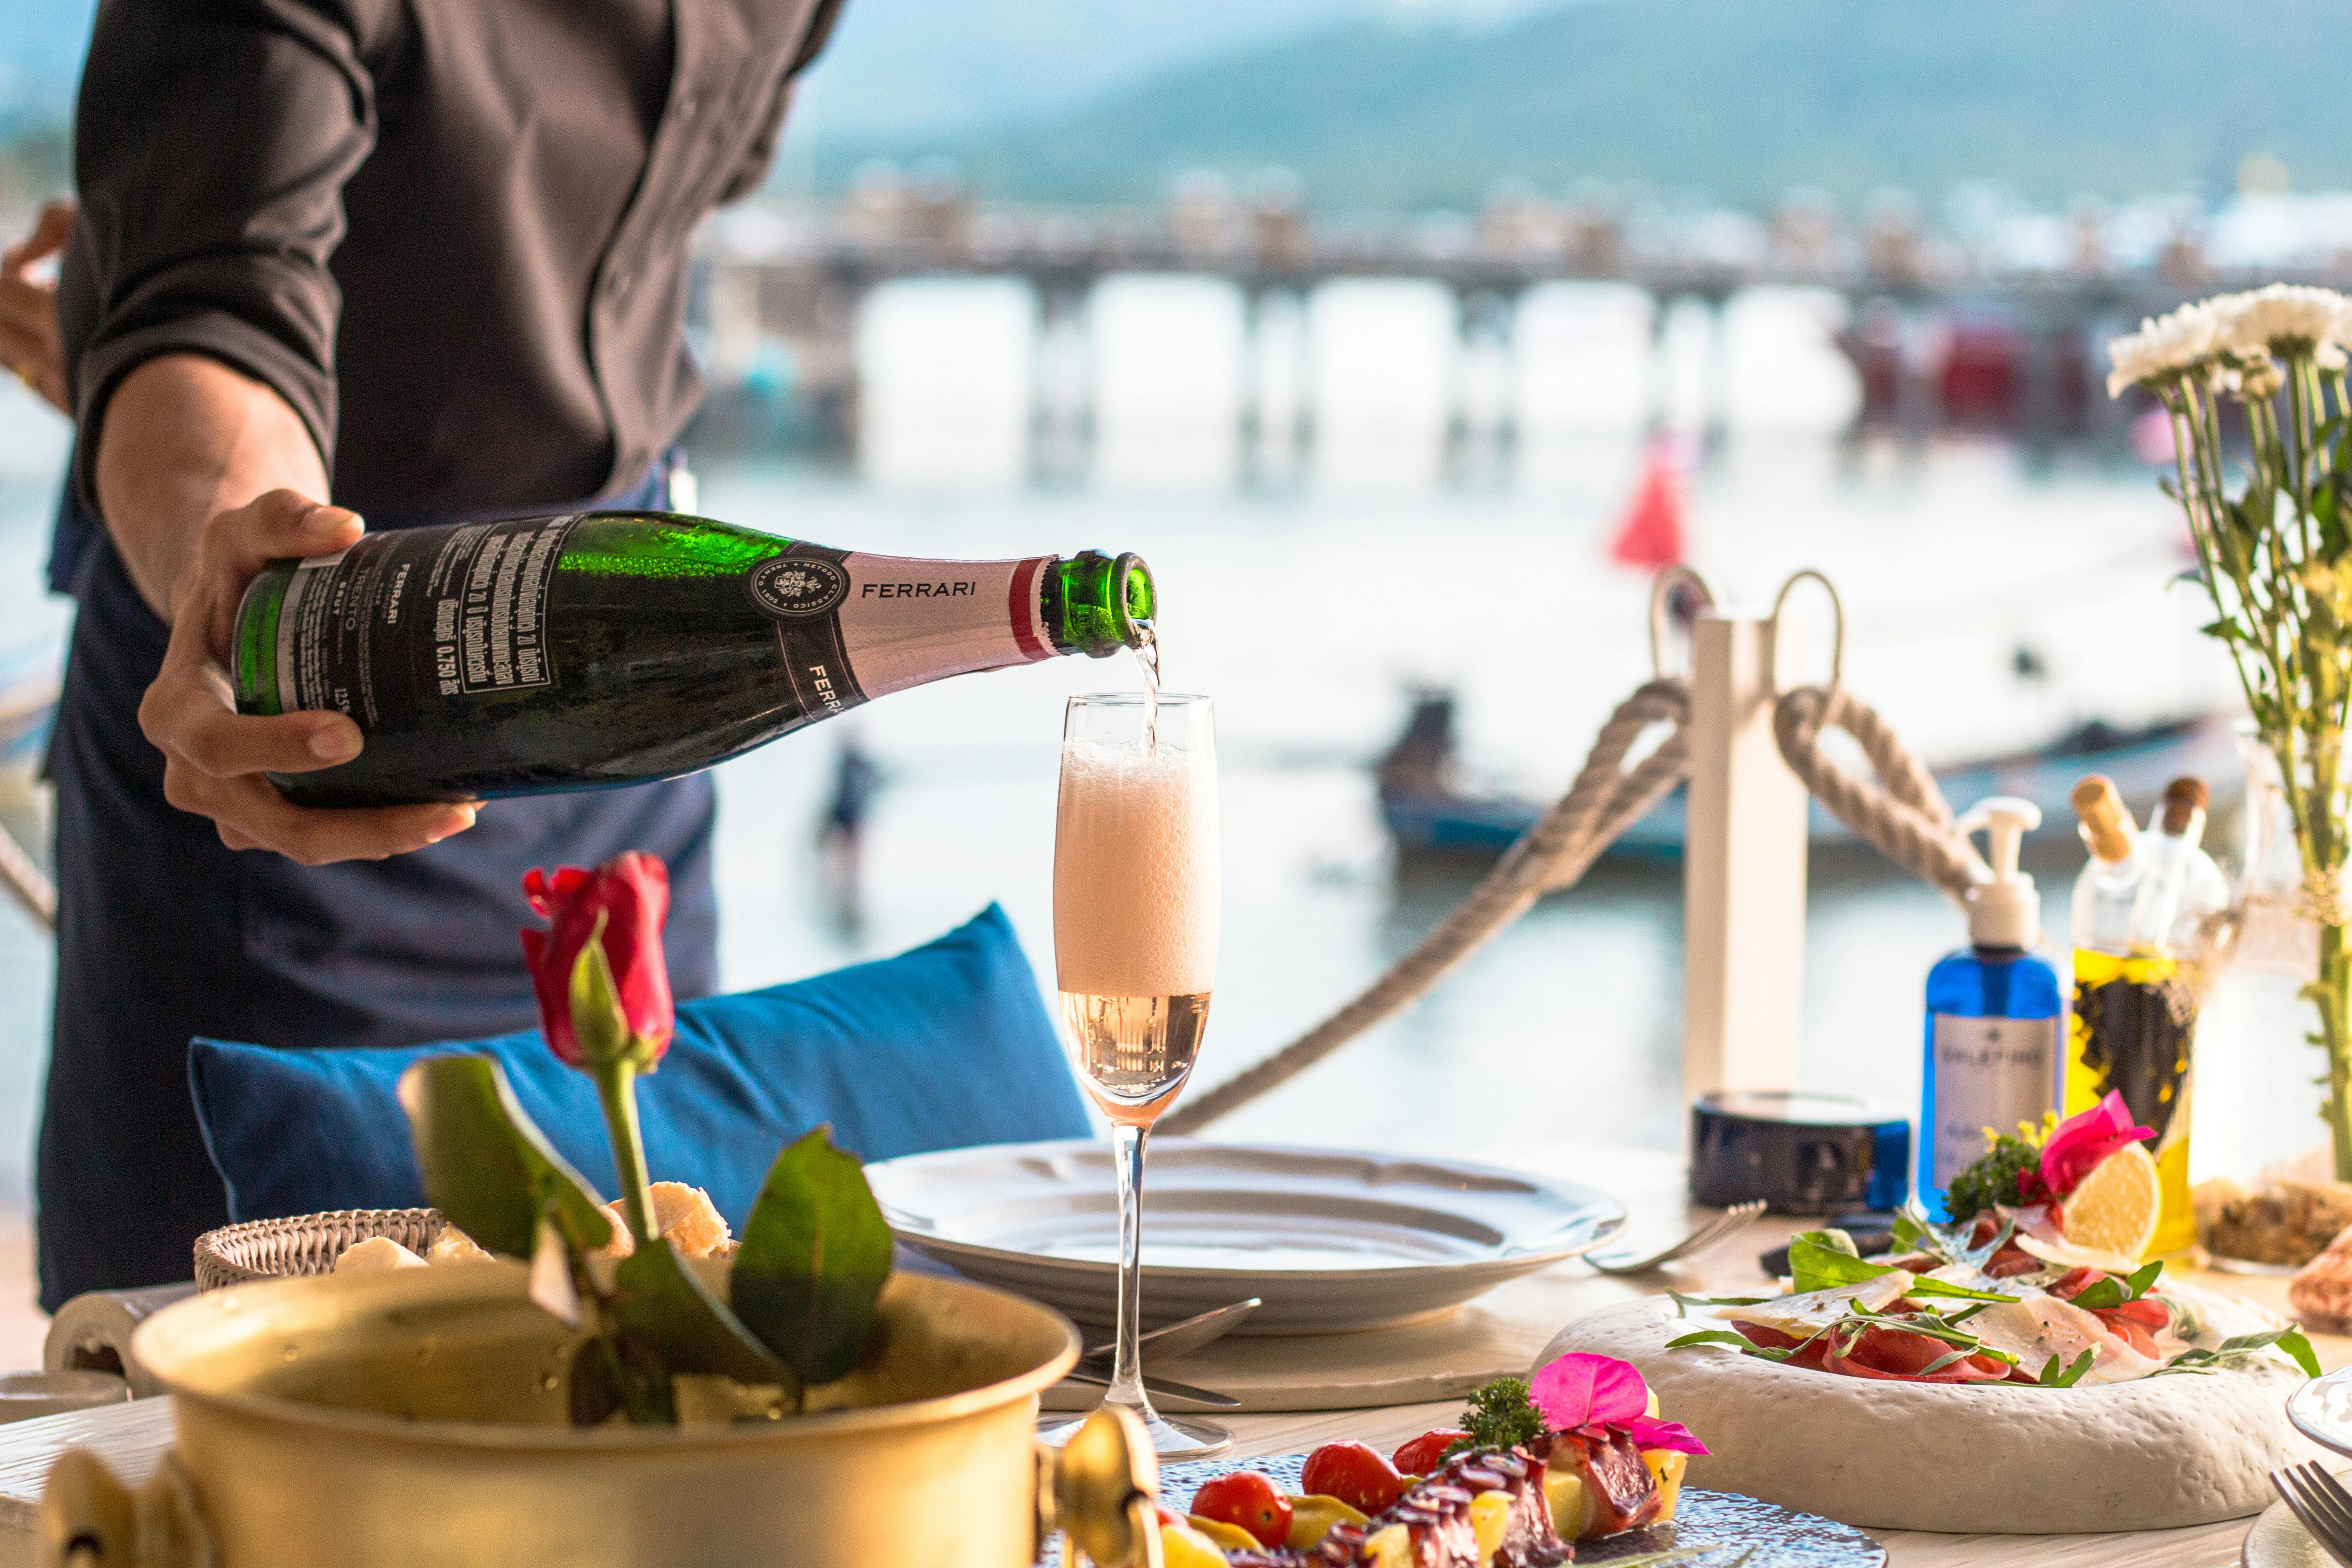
[2163, 345, 2352, 1179]
[2319, 929, 2352, 1181]
[594, 1058, 656, 1244]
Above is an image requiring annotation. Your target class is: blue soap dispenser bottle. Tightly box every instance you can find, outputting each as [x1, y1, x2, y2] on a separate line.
[1918, 796, 2063, 1220]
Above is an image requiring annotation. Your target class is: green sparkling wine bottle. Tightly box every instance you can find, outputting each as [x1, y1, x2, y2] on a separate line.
[230, 510, 1155, 806]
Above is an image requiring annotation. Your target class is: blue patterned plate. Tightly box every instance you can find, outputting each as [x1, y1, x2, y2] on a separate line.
[1145, 1452, 1886, 1568]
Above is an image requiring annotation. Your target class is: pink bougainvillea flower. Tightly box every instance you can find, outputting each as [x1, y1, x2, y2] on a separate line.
[2037, 1091, 2155, 1201]
[1529, 1352, 1710, 1457]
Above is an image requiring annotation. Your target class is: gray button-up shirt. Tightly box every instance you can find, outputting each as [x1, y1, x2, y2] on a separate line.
[59, 0, 843, 521]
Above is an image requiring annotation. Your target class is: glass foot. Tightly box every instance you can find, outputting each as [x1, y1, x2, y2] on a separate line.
[1038, 1404, 1233, 1459]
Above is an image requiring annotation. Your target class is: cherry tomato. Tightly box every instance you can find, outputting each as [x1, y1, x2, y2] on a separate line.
[1301, 1441, 1410, 1515]
[1191, 1471, 1293, 1549]
[1392, 1429, 1470, 1475]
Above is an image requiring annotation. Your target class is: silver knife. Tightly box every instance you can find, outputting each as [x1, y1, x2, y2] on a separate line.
[1059, 1362, 1242, 1409]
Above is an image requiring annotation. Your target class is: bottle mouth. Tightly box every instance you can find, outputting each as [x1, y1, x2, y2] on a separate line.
[1112, 552, 1154, 647]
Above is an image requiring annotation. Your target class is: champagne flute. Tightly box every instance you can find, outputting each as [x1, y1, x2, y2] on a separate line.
[1038, 690, 1229, 1458]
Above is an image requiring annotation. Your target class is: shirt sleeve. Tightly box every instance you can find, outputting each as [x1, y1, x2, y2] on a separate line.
[713, 0, 848, 205]
[62, 0, 397, 513]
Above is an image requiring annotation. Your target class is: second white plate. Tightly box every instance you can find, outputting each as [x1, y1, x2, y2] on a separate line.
[867, 1138, 1626, 1334]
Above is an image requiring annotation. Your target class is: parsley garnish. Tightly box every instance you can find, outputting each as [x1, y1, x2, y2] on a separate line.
[1443, 1375, 1550, 1458]
[1943, 1117, 2055, 1224]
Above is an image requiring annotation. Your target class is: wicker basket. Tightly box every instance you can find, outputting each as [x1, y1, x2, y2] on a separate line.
[193, 1208, 446, 1291]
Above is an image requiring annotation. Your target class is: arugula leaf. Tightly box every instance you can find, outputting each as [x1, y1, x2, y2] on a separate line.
[1666, 1329, 1794, 1362]
[2067, 1260, 2165, 1311]
[1786, 1231, 1888, 1293]
[1666, 1289, 1775, 1318]
[2036, 1348, 2096, 1387]
[1839, 1309, 2015, 1359]
[2159, 1328, 2322, 1380]
[1906, 1277, 2020, 1303]
[1784, 1230, 2013, 1303]
[1914, 1345, 1984, 1376]
[1889, 1210, 1933, 1255]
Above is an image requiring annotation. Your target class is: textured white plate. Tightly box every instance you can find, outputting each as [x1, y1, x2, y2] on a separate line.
[866, 1138, 1625, 1334]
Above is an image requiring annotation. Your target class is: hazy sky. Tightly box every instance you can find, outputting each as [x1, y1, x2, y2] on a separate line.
[2, 0, 1558, 136]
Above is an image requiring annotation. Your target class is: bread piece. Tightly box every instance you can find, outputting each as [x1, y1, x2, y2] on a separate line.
[2290, 1224, 2352, 1332]
[425, 1225, 493, 1264]
[334, 1236, 427, 1274]
[2199, 1177, 2352, 1265]
[648, 1182, 732, 1257]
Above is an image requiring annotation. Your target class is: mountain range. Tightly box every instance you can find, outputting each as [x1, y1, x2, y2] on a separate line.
[809, 0, 2349, 211]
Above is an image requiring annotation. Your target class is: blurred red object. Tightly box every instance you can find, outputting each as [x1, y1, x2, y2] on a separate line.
[1608, 441, 1686, 570]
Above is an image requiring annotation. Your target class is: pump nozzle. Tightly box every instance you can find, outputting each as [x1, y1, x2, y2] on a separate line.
[1955, 795, 2042, 948]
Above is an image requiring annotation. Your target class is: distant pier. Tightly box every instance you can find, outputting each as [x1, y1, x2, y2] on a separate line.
[689, 180, 2329, 475]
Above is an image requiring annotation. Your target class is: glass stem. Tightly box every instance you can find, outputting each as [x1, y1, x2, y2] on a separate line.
[1107, 1120, 1153, 1414]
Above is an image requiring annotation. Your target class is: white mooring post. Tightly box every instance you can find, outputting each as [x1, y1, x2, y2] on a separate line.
[1681, 604, 1809, 1115]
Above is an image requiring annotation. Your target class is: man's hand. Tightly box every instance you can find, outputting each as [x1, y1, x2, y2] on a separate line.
[0, 198, 72, 415]
[136, 488, 477, 864]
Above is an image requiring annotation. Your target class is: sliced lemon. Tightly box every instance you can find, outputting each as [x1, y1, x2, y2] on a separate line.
[2062, 1142, 2161, 1260]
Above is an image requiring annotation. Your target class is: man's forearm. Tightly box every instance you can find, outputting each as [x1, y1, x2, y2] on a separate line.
[93, 353, 328, 621]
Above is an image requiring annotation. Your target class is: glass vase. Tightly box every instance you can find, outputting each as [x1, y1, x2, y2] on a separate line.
[2187, 728, 2352, 1265]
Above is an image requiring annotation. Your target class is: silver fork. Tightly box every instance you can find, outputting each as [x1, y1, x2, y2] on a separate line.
[1583, 1200, 1767, 1275]
[2273, 1463, 2352, 1565]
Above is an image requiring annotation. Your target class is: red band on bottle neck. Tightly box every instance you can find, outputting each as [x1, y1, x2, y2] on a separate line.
[1009, 557, 1054, 661]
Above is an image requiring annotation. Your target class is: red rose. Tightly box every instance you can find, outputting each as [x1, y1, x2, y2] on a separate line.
[520, 853, 674, 1071]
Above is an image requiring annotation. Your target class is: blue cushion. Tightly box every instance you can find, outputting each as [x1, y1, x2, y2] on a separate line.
[188, 903, 1089, 1227]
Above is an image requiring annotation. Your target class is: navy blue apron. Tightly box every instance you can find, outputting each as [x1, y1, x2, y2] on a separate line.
[37, 458, 717, 1308]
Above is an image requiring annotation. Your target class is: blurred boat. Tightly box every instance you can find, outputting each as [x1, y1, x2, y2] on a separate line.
[1377, 692, 2239, 860]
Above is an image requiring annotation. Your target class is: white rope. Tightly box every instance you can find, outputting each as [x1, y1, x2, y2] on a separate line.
[1167, 576, 1989, 1133]
[1773, 683, 1984, 902]
[1160, 678, 1692, 1135]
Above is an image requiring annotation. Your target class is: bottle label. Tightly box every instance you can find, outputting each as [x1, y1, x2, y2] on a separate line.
[1929, 1013, 2057, 1190]
[774, 549, 1056, 701]
[274, 514, 579, 724]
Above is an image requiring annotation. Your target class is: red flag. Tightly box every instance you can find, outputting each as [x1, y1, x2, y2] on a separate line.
[1608, 442, 1686, 570]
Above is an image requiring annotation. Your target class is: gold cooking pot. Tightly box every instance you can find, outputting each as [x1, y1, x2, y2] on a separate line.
[37, 1261, 1162, 1567]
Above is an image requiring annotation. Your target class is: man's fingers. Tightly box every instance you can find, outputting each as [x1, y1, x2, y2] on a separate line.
[202, 777, 476, 866]
[1, 199, 73, 274]
[158, 701, 364, 781]
[203, 490, 362, 581]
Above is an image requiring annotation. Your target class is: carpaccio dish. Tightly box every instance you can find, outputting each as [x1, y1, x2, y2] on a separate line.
[1665, 1097, 2320, 1389]
[1157, 1353, 1704, 1568]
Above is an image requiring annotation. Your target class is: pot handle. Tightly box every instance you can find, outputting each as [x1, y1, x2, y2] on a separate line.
[1039, 1408, 1165, 1568]
[39, 1447, 216, 1568]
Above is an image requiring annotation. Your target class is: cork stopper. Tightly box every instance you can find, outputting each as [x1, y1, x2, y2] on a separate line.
[2161, 775, 2210, 836]
[2072, 774, 2136, 863]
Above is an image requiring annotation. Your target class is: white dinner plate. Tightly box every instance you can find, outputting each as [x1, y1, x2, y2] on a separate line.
[865, 1137, 1626, 1334]
[2290, 1366, 2352, 1457]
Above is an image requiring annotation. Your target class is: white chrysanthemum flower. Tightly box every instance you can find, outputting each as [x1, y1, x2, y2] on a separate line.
[2106, 300, 2222, 397]
[2216, 283, 2350, 355]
